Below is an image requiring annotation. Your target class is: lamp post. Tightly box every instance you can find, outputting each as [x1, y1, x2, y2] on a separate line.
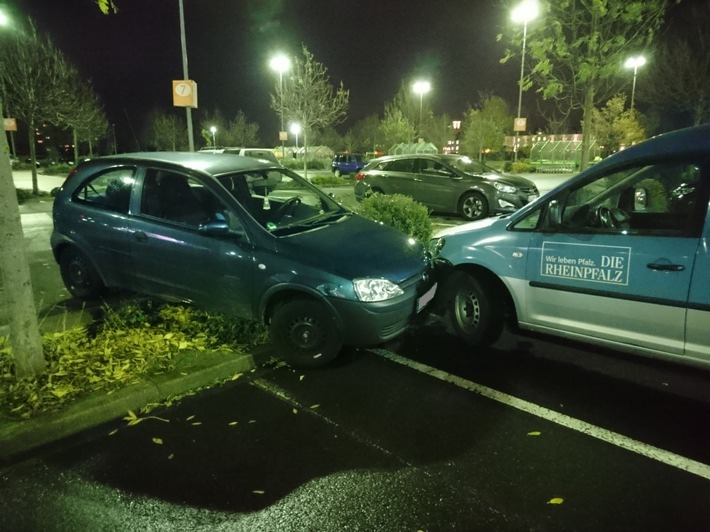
[290, 122, 301, 155]
[511, 0, 539, 162]
[209, 126, 217, 148]
[178, 0, 195, 151]
[624, 55, 646, 111]
[270, 53, 290, 162]
[412, 80, 431, 138]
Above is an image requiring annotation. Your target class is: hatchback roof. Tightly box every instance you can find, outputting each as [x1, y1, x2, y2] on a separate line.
[89, 151, 277, 176]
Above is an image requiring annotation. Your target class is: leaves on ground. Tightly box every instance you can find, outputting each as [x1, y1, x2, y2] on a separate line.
[0, 299, 268, 419]
[547, 497, 564, 505]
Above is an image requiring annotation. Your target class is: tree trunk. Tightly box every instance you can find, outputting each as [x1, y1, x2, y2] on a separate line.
[302, 129, 309, 181]
[73, 129, 79, 164]
[28, 121, 39, 194]
[579, 85, 595, 172]
[0, 103, 46, 379]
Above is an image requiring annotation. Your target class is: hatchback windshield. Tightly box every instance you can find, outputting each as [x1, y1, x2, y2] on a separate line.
[216, 169, 345, 233]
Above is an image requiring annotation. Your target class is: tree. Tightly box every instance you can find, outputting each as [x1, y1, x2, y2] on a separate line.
[349, 114, 383, 154]
[0, 96, 45, 379]
[57, 68, 108, 161]
[271, 44, 349, 178]
[461, 95, 512, 160]
[641, 33, 710, 127]
[150, 111, 187, 151]
[592, 94, 647, 156]
[505, 0, 675, 171]
[0, 23, 76, 192]
[227, 110, 260, 147]
[385, 82, 433, 142]
[379, 104, 416, 151]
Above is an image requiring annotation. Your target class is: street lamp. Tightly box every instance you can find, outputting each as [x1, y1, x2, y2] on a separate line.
[209, 126, 217, 148]
[511, 0, 539, 162]
[290, 122, 301, 154]
[412, 80, 431, 137]
[624, 55, 646, 111]
[270, 53, 291, 161]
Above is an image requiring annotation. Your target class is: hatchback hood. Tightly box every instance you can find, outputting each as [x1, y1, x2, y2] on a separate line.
[276, 214, 428, 282]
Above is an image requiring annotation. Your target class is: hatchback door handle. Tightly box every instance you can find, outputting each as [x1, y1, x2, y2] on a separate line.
[133, 231, 148, 242]
[647, 262, 685, 272]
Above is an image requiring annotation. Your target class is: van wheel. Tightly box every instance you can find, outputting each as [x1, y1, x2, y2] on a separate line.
[459, 192, 488, 221]
[334, 168, 342, 178]
[59, 248, 105, 300]
[445, 271, 503, 346]
[270, 299, 342, 367]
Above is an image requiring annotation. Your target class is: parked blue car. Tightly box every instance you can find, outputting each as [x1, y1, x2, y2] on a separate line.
[51, 152, 436, 367]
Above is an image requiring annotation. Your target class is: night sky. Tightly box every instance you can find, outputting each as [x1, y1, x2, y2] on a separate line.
[3, 0, 705, 152]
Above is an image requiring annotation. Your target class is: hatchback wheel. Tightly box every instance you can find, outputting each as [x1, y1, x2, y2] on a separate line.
[270, 299, 342, 367]
[59, 247, 105, 300]
[459, 192, 488, 221]
[445, 271, 503, 346]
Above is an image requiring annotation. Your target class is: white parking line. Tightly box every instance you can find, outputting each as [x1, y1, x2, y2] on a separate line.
[371, 348, 710, 481]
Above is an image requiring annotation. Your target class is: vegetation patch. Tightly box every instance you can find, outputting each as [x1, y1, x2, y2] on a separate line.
[356, 193, 433, 243]
[0, 300, 268, 420]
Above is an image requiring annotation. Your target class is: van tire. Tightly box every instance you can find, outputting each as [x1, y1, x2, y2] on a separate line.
[270, 299, 342, 367]
[445, 271, 503, 346]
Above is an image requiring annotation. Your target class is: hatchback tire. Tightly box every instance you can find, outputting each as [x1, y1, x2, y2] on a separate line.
[270, 298, 342, 367]
[59, 247, 105, 300]
[459, 191, 488, 221]
[445, 271, 503, 346]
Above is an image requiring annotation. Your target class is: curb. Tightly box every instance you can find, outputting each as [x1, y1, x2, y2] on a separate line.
[0, 351, 256, 461]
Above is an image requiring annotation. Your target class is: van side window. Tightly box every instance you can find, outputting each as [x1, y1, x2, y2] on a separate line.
[559, 161, 706, 237]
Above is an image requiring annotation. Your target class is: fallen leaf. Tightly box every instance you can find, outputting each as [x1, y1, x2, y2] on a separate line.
[527, 431, 541, 436]
[108, 429, 118, 436]
[299, 375, 305, 381]
[292, 409, 298, 414]
[186, 415, 196, 421]
[191, 422, 202, 426]
[229, 421, 238, 426]
[310, 404, 320, 410]
[249, 420, 256, 423]
[253, 490, 265, 495]
[168, 454, 174, 460]
[231, 372, 243, 381]
[547, 497, 564, 505]
[152, 437, 164, 445]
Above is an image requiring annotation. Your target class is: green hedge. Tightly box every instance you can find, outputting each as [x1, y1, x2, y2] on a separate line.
[356, 193, 433, 243]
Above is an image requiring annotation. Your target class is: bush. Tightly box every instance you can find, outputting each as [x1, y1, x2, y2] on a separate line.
[356, 193, 433, 243]
[311, 175, 349, 187]
[510, 161, 536, 173]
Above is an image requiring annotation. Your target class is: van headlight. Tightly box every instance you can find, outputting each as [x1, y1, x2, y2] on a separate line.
[353, 278, 404, 302]
[494, 182, 517, 194]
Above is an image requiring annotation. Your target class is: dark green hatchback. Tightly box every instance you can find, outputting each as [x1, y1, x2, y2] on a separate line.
[51, 152, 436, 366]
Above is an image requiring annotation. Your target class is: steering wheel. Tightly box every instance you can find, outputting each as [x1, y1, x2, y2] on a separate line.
[273, 197, 301, 220]
[596, 206, 629, 229]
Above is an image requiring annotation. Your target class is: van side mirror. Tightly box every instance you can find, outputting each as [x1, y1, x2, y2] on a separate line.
[634, 188, 648, 211]
[548, 200, 562, 228]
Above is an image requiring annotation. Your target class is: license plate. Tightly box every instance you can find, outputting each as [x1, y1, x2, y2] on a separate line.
[416, 283, 437, 313]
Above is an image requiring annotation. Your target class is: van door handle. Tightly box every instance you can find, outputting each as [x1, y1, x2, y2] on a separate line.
[133, 231, 148, 242]
[647, 262, 685, 272]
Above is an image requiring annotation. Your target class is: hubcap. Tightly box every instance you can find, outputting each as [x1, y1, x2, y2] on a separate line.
[455, 289, 480, 329]
[463, 197, 482, 219]
[288, 317, 322, 350]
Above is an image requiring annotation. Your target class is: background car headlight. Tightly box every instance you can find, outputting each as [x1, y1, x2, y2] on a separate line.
[494, 182, 517, 194]
[353, 278, 404, 302]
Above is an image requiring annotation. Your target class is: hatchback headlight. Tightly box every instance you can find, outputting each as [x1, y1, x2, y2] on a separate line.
[353, 278, 404, 302]
[494, 182, 517, 194]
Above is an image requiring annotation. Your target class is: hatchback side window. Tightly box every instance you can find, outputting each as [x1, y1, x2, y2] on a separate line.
[141, 169, 222, 227]
[559, 160, 706, 237]
[73, 167, 136, 214]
